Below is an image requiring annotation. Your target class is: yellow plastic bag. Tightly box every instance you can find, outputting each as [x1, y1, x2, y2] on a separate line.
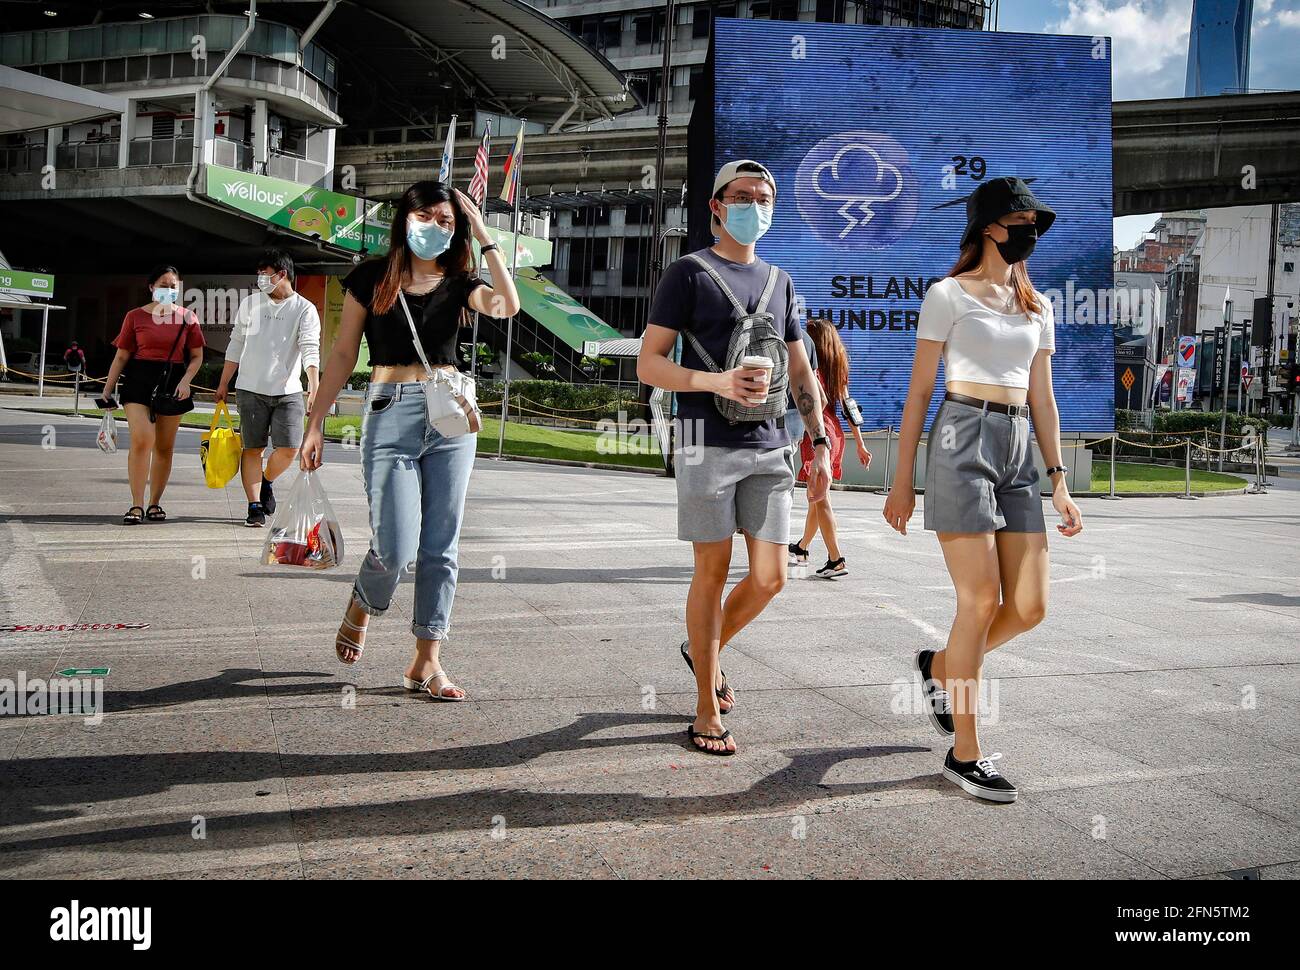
[200, 401, 241, 489]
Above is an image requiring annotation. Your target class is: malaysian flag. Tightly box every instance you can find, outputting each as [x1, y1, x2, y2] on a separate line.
[438, 114, 457, 183]
[499, 124, 524, 205]
[467, 120, 492, 207]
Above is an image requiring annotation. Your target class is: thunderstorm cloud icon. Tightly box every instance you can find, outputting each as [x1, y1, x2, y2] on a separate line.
[811, 144, 905, 239]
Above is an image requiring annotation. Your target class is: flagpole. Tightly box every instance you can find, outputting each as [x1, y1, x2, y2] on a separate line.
[469, 119, 488, 381]
[497, 121, 524, 461]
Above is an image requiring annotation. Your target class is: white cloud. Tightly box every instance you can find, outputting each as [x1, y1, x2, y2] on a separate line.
[1051, 1, 1193, 98]
[1276, 9, 1300, 28]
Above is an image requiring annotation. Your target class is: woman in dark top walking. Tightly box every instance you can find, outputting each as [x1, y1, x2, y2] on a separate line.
[301, 181, 519, 701]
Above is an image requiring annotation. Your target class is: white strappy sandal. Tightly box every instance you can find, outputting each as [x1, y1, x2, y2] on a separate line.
[335, 615, 367, 665]
[402, 670, 466, 702]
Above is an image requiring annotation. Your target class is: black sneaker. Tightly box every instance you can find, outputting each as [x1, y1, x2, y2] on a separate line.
[259, 477, 276, 515]
[245, 502, 266, 528]
[942, 749, 1018, 803]
[788, 542, 809, 566]
[815, 557, 847, 578]
[915, 649, 954, 736]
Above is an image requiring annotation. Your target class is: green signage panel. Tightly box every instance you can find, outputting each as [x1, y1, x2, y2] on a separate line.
[204, 164, 553, 267]
[474, 227, 552, 270]
[204, 164, 383, 253]
[0, 269, 55, 299]
[509, 269, 622, 352]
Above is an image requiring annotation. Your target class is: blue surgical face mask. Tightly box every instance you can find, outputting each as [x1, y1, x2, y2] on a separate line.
[407, 218, 453, 260]
[721, 202, 773, 245]
[152, 286, 180, 305]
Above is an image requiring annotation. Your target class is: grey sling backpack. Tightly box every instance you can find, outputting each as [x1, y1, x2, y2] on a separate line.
[681, 252, 790, 425]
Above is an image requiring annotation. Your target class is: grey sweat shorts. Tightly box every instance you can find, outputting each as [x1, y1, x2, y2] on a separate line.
[923, 397, 1046, 534]
[236, 388, 305, 449]
[674, 443, 796, 544]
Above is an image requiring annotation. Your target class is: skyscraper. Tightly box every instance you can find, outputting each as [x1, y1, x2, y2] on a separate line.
[1185, 0, 1253, 96]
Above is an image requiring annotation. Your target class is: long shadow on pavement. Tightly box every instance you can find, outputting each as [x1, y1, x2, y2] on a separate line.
[0, 711, 934, 861]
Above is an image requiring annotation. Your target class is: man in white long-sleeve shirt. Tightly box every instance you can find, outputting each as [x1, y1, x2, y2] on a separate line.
[216, 250, 320, 527]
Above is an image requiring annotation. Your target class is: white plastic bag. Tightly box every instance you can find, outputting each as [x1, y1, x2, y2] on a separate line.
[261, 470, 344, 570]
[96, 411, 118, 454]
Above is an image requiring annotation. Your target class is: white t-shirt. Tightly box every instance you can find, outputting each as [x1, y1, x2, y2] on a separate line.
[915, 276, 1054, 389]
[226, 291, 321, 396]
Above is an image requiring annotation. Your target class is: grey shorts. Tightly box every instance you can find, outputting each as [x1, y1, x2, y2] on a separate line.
[923, 398, 1046, 534]
[236, 388, 305, 449]
[674, 444, 796, 544]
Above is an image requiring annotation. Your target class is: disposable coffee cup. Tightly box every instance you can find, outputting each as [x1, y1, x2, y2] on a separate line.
[740, 354, 773, 405]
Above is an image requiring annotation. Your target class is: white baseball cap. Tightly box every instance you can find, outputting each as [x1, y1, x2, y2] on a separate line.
[713, 159, 776, 198]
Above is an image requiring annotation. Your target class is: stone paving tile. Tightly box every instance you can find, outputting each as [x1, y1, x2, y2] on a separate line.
[1031, 779, 1300, 878]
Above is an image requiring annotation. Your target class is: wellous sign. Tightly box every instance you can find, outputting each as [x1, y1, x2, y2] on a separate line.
[204, 164, 387, 253]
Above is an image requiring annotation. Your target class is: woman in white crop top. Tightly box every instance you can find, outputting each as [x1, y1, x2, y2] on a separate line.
[881, 176, 1083, 804]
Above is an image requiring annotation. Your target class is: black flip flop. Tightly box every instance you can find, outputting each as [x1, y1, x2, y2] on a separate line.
[144, 504, 167, 522]
[686, 726, 735, 756]
[122, 506, 144, 525]
[680, 640, 735, 714]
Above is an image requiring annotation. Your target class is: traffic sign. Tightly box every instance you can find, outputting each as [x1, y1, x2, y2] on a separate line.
[1121, 367, 1135, 391]
[56, 668, 110, 677]
[1243, 374, 1254, 391]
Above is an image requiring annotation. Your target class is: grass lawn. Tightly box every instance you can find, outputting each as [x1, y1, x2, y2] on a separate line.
[81, 409, 664, 470]
[1092, 460, 1245, 493]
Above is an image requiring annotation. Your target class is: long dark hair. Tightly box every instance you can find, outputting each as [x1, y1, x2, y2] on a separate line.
[807, 318, 848, 402]
[947, 234, 1043, 316]
[372, 180, 474, 314]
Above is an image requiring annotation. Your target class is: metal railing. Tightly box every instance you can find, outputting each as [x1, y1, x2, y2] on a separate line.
[54, 139, 119, 170]
[128, 135, 195, 167]
[0, 142, 45, 175]
[264, 150, 327, 186]
[211, 137, 253, 171]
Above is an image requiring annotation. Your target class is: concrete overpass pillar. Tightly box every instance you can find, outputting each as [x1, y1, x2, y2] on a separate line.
[196, 88, 216, 165]
[117, 98, 136, 169]
[322, 127, 335, 189]
[252, 98, 269, 174]
[44, 126, 61, 172]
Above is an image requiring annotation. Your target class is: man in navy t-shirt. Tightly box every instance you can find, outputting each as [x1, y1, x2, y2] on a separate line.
[638, 159, 831, 757]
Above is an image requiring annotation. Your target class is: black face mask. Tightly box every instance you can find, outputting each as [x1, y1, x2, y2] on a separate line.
[991, 222, 1038, 264]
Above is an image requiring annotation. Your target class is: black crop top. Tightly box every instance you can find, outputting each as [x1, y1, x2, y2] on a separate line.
[341, 259, 486, 367]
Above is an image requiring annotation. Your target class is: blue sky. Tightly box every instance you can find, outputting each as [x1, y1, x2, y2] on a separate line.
[997, 0, 1300, 247]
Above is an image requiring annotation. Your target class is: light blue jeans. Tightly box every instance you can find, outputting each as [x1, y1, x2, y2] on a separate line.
[353, 381, 477, 640]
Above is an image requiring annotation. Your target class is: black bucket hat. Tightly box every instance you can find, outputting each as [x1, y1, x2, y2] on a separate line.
[960, 177, 1056, 248]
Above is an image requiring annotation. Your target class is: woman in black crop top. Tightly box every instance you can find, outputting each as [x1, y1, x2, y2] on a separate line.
[301, 180, 519, 701]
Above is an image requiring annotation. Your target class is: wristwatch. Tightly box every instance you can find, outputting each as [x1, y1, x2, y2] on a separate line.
[480, 242, 500, 254]
[811, 435, 831, 450]
[1044, 464, 1069, 477]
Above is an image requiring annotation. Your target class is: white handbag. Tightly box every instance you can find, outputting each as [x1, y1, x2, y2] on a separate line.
[397, 290, 482, 438]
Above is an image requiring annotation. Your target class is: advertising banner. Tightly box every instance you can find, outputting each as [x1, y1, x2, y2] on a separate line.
[703, 19, 1115, 430]
[204, 165, 384, 254]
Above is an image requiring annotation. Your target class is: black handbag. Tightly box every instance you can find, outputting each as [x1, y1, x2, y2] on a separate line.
[149, 318, 196, 422]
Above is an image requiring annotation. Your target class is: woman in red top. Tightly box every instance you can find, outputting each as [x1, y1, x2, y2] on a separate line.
[102, 265, 205, 524]
[790, 318, 872, 577]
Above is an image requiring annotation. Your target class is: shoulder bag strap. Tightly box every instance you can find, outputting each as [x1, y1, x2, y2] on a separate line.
[682, 329, 722, 373]
[681, 252, 745, 374]
[685, 252, 747, 317]
[755, 266, 780, 315]
[164, 315, 189, 364]
[396, 290, 438, 383]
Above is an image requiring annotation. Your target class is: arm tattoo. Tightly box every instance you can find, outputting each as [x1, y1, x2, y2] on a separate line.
[795, 380, 824, 438]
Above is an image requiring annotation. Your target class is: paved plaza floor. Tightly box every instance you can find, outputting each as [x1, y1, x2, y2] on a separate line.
[1, 405, 1297, 879]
